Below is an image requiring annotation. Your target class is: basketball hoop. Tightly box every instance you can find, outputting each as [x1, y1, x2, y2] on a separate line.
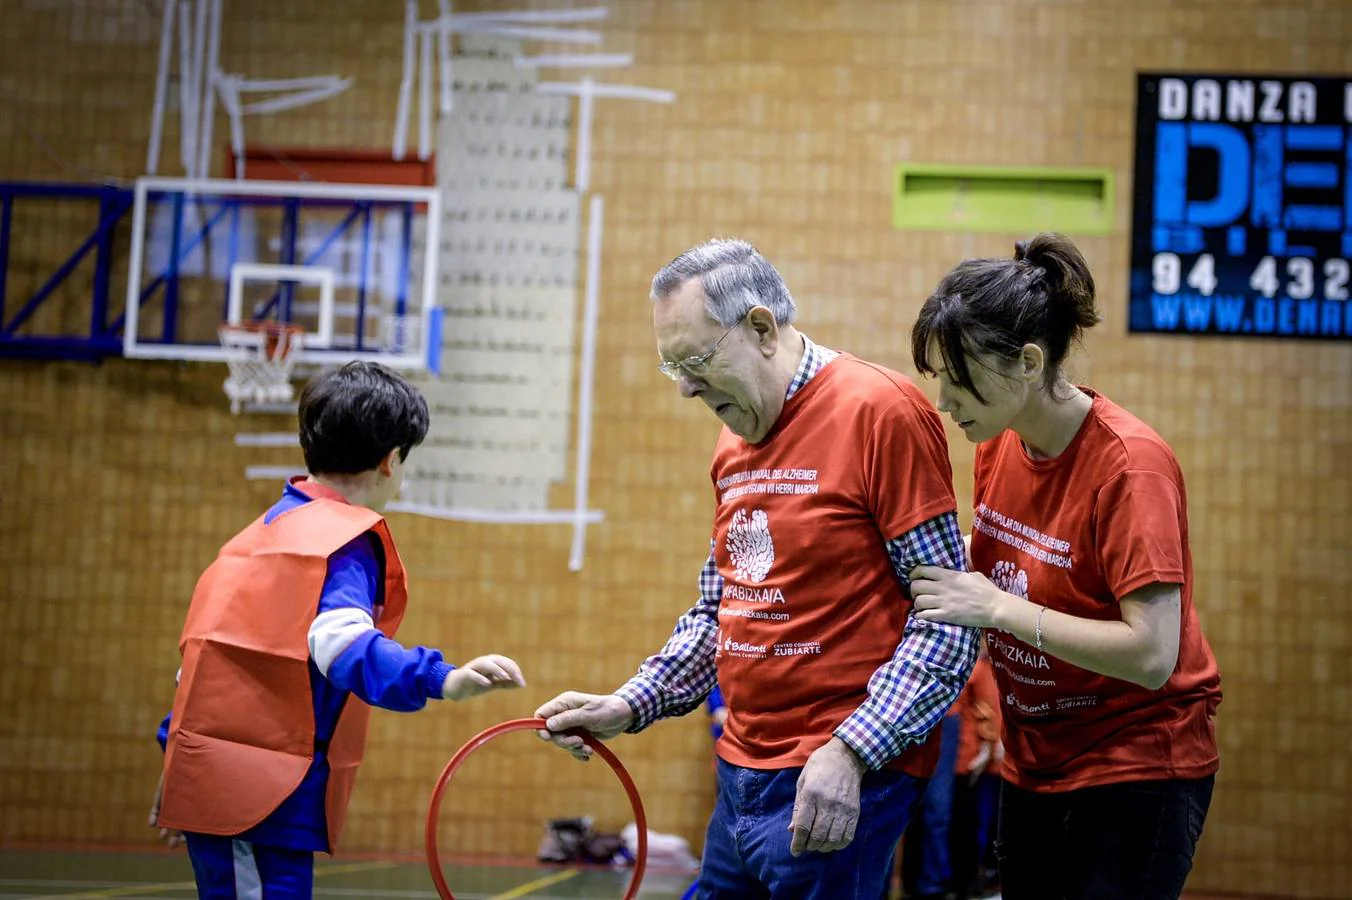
[218, 321, 305, 414]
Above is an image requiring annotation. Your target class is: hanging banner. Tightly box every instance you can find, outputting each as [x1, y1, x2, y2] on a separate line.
[1130, 73, 1352, 340]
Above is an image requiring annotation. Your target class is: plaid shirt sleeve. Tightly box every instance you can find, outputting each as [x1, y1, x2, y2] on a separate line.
[613, 541, 721, 731]
[833, 512, 982, 769]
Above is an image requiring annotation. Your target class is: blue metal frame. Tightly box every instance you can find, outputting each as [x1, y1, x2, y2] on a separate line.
[162, 192, 183, 344]
[104, 199, 235, 337]
[356, 202, 373, 351]
[0, 190, 13, 327]
[279, 197, 299, 322]
[0, 183, 133, 360]
[0, 180, 423, 363]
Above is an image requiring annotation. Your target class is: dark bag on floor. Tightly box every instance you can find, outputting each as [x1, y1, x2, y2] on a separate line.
[536, 817, 630, 866]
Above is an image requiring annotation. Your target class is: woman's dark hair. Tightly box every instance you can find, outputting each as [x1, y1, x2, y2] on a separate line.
[298, 361, 429, 475]
[910, 232, 1101, 403]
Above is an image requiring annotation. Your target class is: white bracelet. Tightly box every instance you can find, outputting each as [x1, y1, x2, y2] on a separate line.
[1035, 605, 1047, 650]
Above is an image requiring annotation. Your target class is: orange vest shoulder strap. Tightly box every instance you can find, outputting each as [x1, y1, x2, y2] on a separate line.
[257, 499, 384, 556]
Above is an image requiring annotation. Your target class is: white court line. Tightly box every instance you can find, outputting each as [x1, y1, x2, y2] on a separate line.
[0, 880, 129, 887]
[0, 872, 693, 900]
[0, 876, 620, 893]
[0, 890, 690, 900]
[351, 883, 695, 899]
[0, 882, 443, 899]
[0, 883, 689, 900]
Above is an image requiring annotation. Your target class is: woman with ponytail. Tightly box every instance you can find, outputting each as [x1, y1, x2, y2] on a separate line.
[905, 234, 1222, 900]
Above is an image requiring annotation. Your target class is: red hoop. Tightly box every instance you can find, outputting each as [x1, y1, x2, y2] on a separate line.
[425, 718, 648, 900]
[219, 319, 305, 354]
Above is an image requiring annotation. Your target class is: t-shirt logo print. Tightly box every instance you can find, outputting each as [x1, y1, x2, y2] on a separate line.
[727, 508, 775, 583]
[990, 560, 1029, 600]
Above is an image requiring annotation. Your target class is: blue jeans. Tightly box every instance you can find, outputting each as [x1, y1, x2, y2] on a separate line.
[185, 833, 314, 899]
[699, 757, 927, 899]
[915, 713, 960, 894]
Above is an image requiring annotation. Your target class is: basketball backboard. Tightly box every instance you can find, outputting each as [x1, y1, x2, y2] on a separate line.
[121, 176, 441, 372]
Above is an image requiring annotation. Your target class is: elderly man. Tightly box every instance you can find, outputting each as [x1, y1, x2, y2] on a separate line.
[536, 239, 979, 899]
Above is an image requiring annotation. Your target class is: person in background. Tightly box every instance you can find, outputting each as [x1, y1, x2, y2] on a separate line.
[706, 684, 728, 747]
[949, 647, 1003, 900]
[895, 705, 960, 900]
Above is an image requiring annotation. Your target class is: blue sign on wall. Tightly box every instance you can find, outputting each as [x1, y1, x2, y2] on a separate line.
[1130, 73, 1352, 340]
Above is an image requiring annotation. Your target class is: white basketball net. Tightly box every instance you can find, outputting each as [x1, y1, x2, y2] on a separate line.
[218, 323, 304, 414]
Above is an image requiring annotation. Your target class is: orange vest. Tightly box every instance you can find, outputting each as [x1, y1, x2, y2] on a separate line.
[158, 480, 408, 851]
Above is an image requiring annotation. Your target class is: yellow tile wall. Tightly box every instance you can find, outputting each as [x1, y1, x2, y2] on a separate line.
[1, 1, 1349, 896]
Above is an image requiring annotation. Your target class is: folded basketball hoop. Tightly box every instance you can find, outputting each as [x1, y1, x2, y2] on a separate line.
[218, 321, 305, 414]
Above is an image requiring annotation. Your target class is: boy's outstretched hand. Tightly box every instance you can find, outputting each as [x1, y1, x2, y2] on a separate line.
[442, 654, 526, 701]
[148, 774, 185, 849]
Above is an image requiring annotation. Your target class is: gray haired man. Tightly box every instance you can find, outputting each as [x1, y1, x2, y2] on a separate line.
[536, 239, 978, 898]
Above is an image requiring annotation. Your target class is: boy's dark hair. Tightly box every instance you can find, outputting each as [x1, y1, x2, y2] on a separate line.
[911, 232, 1101, 404]
[297, 361, 429, 475]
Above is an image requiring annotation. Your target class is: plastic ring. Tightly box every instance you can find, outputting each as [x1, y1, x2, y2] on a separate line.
[425, 717, 648, 900]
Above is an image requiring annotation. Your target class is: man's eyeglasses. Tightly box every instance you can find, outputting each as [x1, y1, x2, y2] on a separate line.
[657, 316, 746, 381]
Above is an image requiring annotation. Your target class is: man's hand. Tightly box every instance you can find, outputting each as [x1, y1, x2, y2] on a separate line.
[442, 655, 526, 701]
[534, 692, 635, 762]
[148, 774, 184, 849]
[788, 737, 867, 856]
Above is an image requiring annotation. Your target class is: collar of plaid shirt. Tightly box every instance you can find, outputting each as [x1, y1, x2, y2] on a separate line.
[785, 334, 841, 403]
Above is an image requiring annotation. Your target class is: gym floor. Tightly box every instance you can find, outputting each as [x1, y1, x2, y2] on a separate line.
[0, 848, 696, 899]
[0, 848, 1290, 899]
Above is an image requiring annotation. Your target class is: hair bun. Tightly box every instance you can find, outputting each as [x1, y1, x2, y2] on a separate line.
[1019, 232, 1100, 331]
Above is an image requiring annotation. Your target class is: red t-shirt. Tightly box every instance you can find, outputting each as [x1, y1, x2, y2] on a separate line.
[972, 390, 1222, 791]
[710, 355, 958, 775]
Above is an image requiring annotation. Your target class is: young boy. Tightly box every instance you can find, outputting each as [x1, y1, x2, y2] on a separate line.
[148, 361, 526, 897]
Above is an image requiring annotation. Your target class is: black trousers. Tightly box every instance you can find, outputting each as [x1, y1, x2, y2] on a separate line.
[996, 775, 1216, 900]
